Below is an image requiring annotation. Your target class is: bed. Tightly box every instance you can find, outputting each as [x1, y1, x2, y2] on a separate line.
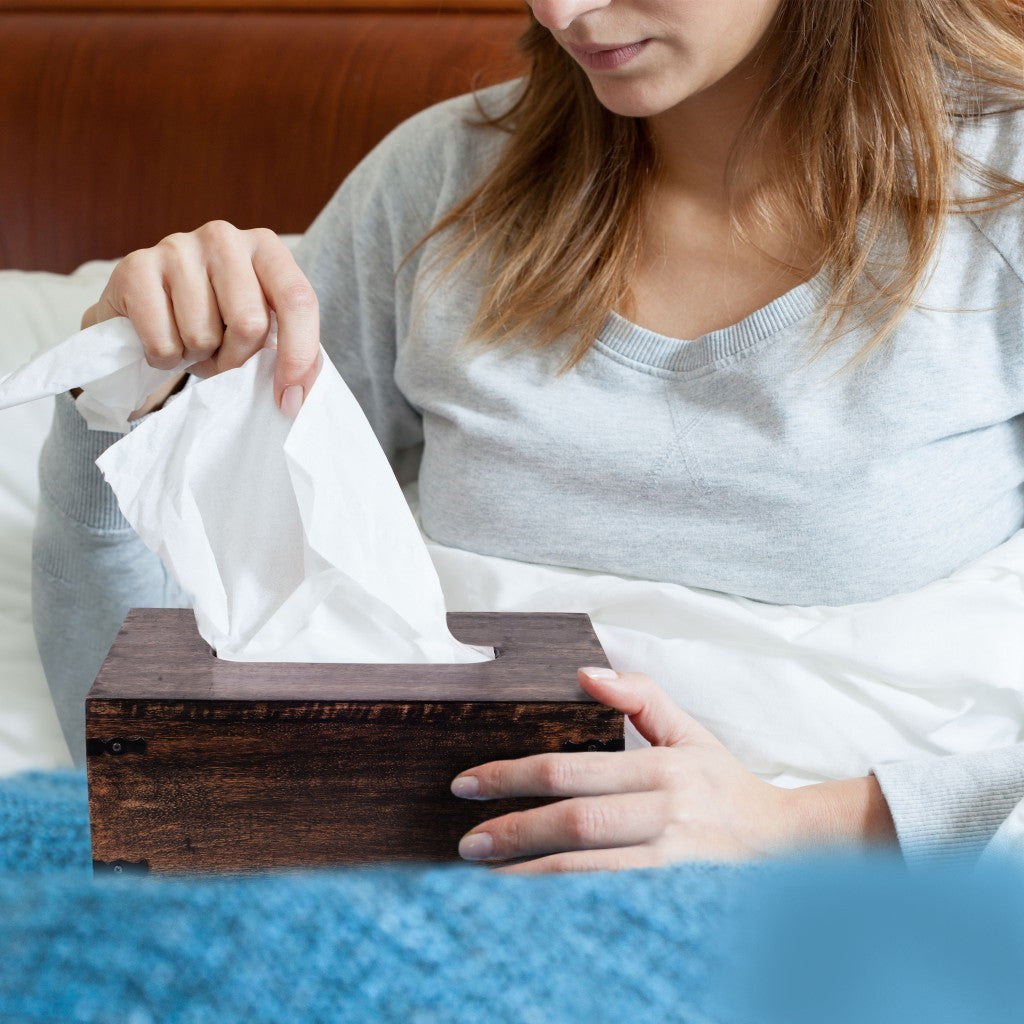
[1, 3, 1023, 1021]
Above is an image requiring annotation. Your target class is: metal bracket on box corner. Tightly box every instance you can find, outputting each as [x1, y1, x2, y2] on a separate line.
[93, 859, 151, 876]
[86, 736, 147, 757]
[560, 738, 625, 753]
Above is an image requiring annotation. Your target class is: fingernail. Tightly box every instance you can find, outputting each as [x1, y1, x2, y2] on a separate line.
[580, 666, 618, 680]
[451, 775, 480, 798]
[281, 384, 303, 418]
[459, 833, 493, 860]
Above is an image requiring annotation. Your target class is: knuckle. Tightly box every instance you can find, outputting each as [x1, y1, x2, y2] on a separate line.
[111, 249, 152, 284]
[273, 347, 313, 379]
[158, 230, 191, 250]
[278, 280, 318, 314]
[653, 748, 685, 789]
[115, 247, 146, 270]
[501, 813, 525, 852]
[144, 345, 182, 369]
[156, 234, 198, 273]
[247, 225, 279, 247]
[179, 328, 220, 354]
[659, 764, 686, 794]
[227, 309, 270, 343]
[482, 762, 506, 795]
[156, 238, 202, 282]
[566, 802, 606, 845]
[144, 336, 179, 360]
[538, 755, 575, 793]
[665, 789, 692, 829]
[198, 219, 237, 240]
[159, 243, 191, 275]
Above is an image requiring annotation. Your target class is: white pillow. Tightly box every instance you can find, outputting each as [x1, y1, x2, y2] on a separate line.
[0, 238, 302, 776]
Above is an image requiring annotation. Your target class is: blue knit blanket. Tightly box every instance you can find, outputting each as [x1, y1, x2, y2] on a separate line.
[1, 769, 1023, 1024]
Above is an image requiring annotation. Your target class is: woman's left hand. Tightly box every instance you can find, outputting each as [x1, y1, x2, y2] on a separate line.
[450, 667, 834, 874]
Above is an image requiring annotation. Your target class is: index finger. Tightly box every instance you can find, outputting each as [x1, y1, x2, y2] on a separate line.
[250, 233, 320, 413]
[451, 747, 670, 800]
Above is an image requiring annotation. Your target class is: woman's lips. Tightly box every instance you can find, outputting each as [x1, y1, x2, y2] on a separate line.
[567, 39, 651, 72]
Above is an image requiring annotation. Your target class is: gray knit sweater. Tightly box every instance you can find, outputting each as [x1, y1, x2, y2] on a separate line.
[32, 79, 1024, 867]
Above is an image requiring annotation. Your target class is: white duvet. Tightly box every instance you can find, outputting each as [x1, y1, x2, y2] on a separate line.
[1, 250, 1023, 862]
[417, 492, 1024, 784]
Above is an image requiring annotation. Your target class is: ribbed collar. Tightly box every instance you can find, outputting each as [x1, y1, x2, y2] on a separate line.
[594, 269, 833, 374]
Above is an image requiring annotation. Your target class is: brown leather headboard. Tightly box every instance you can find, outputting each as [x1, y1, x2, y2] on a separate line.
[0, 1, 528, 271]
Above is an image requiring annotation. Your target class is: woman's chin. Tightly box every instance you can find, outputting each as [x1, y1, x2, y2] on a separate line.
[586, 77, 689, 120]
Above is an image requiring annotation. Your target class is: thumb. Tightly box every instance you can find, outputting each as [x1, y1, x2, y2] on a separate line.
[577, 667, 719, 749]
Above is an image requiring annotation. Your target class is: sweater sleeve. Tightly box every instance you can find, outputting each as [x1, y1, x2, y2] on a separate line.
[868, 744, 1024, 869]
[31, 388, 194, 768]
[861, 112, 1024, 868]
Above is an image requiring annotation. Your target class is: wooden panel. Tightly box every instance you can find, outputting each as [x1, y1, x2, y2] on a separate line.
[0, 2, 529, 270]
[87, 701, 622, 872]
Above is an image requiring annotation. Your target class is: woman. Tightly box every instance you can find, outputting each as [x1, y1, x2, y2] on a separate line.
[36, 0, 1024, 872]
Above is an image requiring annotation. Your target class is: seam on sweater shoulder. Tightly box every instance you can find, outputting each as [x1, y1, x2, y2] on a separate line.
[963, 210, 1024, 290]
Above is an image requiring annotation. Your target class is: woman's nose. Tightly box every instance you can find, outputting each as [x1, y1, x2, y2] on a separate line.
[528, 0, 613, 33]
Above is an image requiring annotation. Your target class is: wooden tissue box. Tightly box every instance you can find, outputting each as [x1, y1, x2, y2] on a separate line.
[86, 608, 623, 876]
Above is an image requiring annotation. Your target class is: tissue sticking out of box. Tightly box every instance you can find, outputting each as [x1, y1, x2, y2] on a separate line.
[1, 316, 493, 664]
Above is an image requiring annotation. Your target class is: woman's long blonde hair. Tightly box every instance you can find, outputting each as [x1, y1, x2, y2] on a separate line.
[399, 1, 1024, 375]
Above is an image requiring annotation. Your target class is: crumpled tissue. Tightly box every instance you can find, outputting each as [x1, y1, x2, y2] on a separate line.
[0, 316, 493, 665]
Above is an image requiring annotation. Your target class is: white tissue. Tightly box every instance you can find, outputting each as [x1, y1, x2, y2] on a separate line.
[0, 317, 492, 665]
[0, 316, 191, 433]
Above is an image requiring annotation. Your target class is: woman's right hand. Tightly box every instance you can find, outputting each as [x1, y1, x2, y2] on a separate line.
[79, 220, 319, 418]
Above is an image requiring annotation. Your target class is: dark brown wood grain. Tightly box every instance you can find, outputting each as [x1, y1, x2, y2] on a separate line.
[86, 609, 624, 874]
